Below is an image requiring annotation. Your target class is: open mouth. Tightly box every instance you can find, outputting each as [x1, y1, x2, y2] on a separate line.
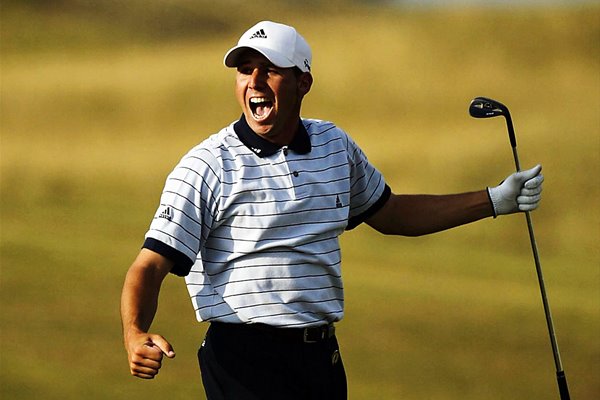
[249, 97, 273, 121]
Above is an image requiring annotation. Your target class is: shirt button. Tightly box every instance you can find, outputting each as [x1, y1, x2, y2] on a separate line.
[283, 147, 289, 156]
[293, 171, 299, 177]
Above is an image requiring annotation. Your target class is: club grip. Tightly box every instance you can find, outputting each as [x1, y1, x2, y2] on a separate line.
[557, 370, 570, 400]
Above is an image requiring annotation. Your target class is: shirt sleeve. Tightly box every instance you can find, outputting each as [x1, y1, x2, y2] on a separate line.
[343, 132, 390, 230]
[142, 237, 193, 277]
[143, 145, 221, 276]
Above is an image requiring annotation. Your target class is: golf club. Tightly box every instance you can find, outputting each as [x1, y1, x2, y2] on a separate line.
[469, 97, 570, 400]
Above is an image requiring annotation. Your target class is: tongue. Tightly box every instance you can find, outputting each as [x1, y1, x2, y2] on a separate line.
[256, 105, 267, 117]
[254, 104, 272, 118]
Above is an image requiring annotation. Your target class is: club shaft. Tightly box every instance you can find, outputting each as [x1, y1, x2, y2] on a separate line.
[511, 145, 569, 399]
[524, 210, 563, 371]
[512, 147, 521, 171]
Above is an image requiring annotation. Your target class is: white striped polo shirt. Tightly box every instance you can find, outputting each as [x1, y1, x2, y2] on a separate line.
[144, 116, 390, 327]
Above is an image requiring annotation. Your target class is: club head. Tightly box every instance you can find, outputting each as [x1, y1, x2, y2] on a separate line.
[469, 97, 508, 119]
[469, 96, 518, 149]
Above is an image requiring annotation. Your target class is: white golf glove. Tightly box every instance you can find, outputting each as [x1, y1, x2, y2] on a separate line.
[487, 164, 544, 217]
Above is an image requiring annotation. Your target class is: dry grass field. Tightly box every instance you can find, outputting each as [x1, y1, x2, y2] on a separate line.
[1, 1, 599, 399]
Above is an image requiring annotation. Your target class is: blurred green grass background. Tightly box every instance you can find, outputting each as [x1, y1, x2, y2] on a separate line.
[1, 1, 598, 399]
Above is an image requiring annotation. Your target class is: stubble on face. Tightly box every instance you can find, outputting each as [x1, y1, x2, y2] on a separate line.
[235, 52, 309, 146]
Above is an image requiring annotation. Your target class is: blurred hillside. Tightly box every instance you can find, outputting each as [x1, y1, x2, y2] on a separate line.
[2, 0, 399, 52]
[1, 1, 599, 399]
[3, 0, 599, 52]
[2, 0, 239, 52]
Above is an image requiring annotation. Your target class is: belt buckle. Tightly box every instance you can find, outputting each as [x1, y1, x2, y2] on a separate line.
[303, 327, 320, 343]
[303, 324, 334, 343]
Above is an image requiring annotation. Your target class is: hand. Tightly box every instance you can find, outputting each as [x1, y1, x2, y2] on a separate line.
[125, 332, 175, 379]
[487, 164, 544, 217]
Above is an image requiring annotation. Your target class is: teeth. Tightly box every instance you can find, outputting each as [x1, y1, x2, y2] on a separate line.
[249, 96, 273, 120]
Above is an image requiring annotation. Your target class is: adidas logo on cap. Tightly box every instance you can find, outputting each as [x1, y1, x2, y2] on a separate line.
[249, 29, 267, 39]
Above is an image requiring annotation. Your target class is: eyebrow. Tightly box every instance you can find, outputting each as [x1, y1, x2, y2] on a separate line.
[237, 59, 276, 69]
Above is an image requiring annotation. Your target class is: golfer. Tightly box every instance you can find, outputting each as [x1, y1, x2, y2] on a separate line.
[121, 21, 544, 400]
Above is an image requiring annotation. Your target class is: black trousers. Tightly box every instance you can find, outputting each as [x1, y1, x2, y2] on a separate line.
[198, 322, 347, 400]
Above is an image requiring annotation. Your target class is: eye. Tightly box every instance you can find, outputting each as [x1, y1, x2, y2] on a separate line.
[237, 65, 253, 75]
[267, 67, 282, 76]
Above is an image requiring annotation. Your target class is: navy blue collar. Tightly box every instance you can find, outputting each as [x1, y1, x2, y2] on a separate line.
[233, 115, 311, 158]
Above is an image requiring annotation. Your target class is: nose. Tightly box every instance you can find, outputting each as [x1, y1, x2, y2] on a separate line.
[248, 68, 266, 90]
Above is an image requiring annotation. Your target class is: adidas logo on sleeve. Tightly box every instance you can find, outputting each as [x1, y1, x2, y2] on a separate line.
[158, 206, 173, 221]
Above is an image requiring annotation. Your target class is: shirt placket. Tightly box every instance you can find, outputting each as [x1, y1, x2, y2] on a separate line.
[281, 146, 307, 200]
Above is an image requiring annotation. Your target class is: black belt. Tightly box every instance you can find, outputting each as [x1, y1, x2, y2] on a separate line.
[211, 322, 336, 344]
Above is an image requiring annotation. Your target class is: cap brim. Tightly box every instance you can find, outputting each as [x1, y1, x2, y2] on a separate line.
[223, 46, 295, 69]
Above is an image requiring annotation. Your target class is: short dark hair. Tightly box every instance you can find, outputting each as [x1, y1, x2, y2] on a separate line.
[293, 67, 304, 78]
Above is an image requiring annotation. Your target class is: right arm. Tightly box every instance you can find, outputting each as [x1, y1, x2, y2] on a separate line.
[120, 248, 176, 379]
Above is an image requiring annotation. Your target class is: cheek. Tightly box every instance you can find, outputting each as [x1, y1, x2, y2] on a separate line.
[274, 83, 298, 107]
[281, 93, 300, 113]
[235, 82, 246, 108]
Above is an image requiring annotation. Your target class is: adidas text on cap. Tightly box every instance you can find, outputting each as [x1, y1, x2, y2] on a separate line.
[224, 21, 312, 73]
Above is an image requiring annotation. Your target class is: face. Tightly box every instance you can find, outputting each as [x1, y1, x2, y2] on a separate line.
[235, 51, 312, 144]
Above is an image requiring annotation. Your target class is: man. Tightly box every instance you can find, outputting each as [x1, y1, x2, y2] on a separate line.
[121, 21, 543, 400]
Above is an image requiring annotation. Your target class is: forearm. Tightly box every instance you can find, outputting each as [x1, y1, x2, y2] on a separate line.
[121, 269, 158, 338]
[367, 190, 494, 236]
[121, 249, 176, 378]
[120, 250, 171, 340]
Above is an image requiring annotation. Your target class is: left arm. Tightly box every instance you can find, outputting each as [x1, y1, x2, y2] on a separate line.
[366, 191, 493, 236]
[367, 165, 544, 236]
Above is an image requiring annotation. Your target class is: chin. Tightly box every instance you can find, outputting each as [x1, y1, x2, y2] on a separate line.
[246, 117, 273, 135]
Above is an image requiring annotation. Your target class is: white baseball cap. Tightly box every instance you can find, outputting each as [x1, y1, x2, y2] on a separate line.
[224, 21, 312, 73]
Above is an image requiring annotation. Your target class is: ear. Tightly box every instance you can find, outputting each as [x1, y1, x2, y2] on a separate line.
[297, 72, 313, 97]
